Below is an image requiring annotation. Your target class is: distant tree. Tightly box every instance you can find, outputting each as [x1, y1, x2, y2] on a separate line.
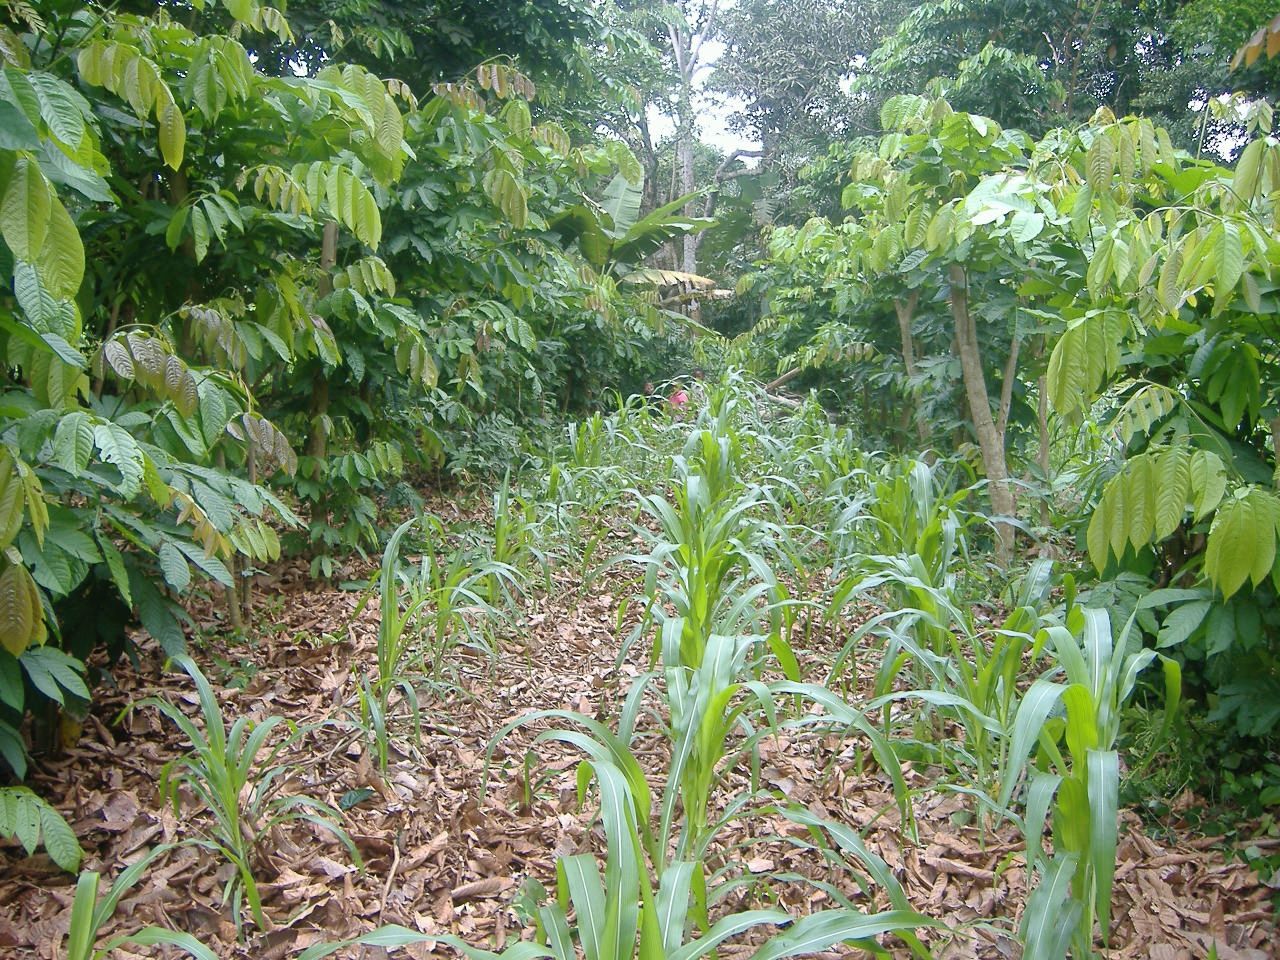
[858, 0, 1280, 148]
[710, 0, 908, 160]
[233, 0, 601, 89]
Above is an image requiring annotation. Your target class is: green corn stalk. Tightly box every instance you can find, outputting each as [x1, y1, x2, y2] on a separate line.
[1007, 608, 1181, 959]
[846, 558, 1058, 809]
[410, 515, 518, 679]
[490, 471, 548, 604]
[149, 656, 361, 930]
[63, 845, 215, 960]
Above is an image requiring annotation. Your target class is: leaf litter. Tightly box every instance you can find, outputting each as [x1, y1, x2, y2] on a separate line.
[0, 512, 1274, 960]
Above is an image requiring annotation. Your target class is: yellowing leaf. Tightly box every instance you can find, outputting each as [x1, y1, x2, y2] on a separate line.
[483, 167, 528, 230]
[1205, 491, 1279, 598]
[1086, 132, 1115, 193]
[0, 449, 22, 551]
[0, 560, 38, 656]
[157, 99, 185, 169]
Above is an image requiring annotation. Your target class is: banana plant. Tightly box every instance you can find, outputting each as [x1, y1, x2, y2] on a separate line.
[549, 173, 714, 282]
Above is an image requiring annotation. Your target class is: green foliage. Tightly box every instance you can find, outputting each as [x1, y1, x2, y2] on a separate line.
[748, 90, 1280, 741]
[1012, 610, 1180, 959]
[0, 0, 695, 775]
[0, 785, 81, 871]
[63, 845, 215, 960]
[148, 656, 360, 930]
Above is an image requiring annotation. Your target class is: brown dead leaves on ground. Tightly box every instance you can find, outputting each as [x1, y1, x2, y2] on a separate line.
[0, 539, 1275, 959]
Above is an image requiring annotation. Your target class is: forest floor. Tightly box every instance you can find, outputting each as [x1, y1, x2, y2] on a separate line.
[0, 497, 1276, 960]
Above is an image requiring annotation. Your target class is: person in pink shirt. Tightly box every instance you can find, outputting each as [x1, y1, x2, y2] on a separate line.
[668, 384, 690, 414]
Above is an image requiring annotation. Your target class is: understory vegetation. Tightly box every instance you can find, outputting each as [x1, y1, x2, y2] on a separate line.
[2, 0, 1280, 957]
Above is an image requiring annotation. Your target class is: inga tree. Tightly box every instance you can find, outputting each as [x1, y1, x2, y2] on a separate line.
[1039, 104, 1280, 734]
[0, 0, 399, 769]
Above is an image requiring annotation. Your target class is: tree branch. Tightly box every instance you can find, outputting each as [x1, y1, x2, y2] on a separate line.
[997, 331, 1020, 440]
[693, 149, 768, 252]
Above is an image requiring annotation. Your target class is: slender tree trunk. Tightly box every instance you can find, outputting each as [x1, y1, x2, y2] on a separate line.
[638, 112, 659, 212]
[894, 291, 928, 444]
[949, 264, 1017, 561]
[91, 301, 121, 397]
[216, 449, 245, 633]
[997, 332, 1020, 439]
[1037, 333, 1051, 527]
[306, 222, 338, 459]
[1038, 376, 1051, 524]
[678, 116, 697, 273]
[667, 20, 699, 276]
[241, 443, 257, 624]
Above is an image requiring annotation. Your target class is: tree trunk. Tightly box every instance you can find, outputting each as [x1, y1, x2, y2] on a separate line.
[638, 112, 659, 212]
[678, 118, 697, 273]
[215, 449, 245, 633]
[305, 221, 339, 459]
[949, 264, 1017, 561]
[667, 20, 700, 276]
[1038, 375, 1051, 525]
[894, 291, 927, 444]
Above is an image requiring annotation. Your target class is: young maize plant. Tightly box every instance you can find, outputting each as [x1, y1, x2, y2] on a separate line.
[63, 845, 215, 960]
[1005, 607, 1181, 959]
[355, 516, 429, 772]
[479, 399, 932, 958]
[836, 558, 1059, 811]
[149, 657, 361, 931]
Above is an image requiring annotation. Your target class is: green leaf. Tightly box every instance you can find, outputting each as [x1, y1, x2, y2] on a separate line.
[1189, 451, 1228, 520]
[21, 646, 89, 704]
[93, 423, 145, 498]
[0, 97, 39, 150]
[29, 72, 88, 148]
[1219, 220, 1244, 293]
[1157, 600, 1211, 649]
[157, 99, 185, 170]
[747, 910, 937, 960]
[602, 173, 642, 236]
[35, 195, 84, 300]
[98, 537, 132, 608]
[559, 854, 606, 960]
[165, 205, 189, 251]
[1087, 749, 1119, 942]
[38, 801, 82, 871]
[101, 927, 218, 960]
[1021, 855, 1081, 960]
[190, 206, 209, 262]
[1001, 678, 1065, 813]
[0, 155, 50, 260]
[52, 411, 95, 476]
[157, 541, 191, 592]
[1205, 491, 1277, 598]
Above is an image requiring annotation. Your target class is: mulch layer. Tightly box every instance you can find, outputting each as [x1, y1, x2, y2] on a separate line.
[0, 515, 1275, 959]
